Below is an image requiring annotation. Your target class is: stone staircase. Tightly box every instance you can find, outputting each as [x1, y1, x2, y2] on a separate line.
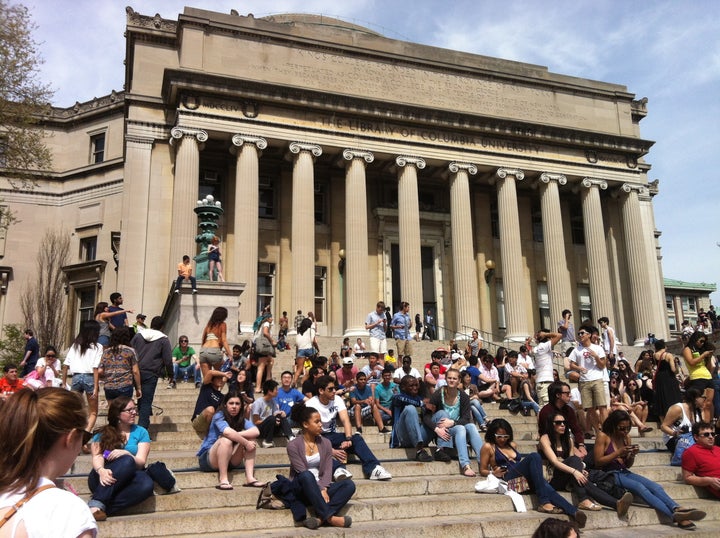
[63, 352, 720, 537]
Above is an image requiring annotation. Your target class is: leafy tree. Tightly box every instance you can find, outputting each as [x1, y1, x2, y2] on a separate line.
[0, 323, 25, 370]
[0, 0, 53, 223]
[20, 229, 70, 350]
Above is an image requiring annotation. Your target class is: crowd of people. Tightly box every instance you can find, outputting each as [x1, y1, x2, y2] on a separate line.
[2, 296, 720, 533]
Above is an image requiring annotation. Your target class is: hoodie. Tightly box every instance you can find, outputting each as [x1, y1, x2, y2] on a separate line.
[131, 328, 173, 378]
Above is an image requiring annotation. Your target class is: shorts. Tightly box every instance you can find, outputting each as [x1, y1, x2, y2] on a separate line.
[192, 413, 211, 439]
[198, 450, 214, 472]
[199, 347, 224, 366]
[687, 378, 713, 392]
[369, 336, 387, 354]
[536, 381, 552, 406]
[580, 378, 607, 408]
[297, 348, 315, 358]
[396, 339, 412, 357]
[71, 373, 94, 395]
[348, 403, 373, 420]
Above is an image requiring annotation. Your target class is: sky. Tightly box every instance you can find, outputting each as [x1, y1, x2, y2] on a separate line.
[25, 0, 720, 303]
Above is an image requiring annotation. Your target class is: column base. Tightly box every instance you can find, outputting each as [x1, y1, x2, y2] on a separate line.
[344, 326, 369, 338]
[503, 334, 529, 345]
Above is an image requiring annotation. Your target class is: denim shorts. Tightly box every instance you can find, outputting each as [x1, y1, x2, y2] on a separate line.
[198, 450, 214, 472]
[297, 348, 315, 358]
[199, 347, 223, 365]
[71, 373, 94, 394]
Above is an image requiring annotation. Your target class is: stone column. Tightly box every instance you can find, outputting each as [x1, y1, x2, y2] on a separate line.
[343, 149, 374, 336]
[169, 127, 207, 275]
[539, 173, 572, 325]
[289, 142, 322, 316]
[580, 178, 614, 322]
[495, 167, 528, 342]
[232, 134, 267, 331]
[620, 183, 656, 345]
[448, 162, 481, 337]
[395, 155, 425, 315]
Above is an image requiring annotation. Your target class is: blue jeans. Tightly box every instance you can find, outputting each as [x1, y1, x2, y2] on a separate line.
[470, 399, 487, 425]
[323, 431, 381, 477]
[432, 410, 484, 467]
[713, 376, 720, 420]
[391, 405, 431, 448]
[522, 399, 540, 414]
[291, 470, 355, 522]
[137, 371, 159, 430]
[104, 385, 134, 401]
[175, 275, 197, 291]
[505, 452, 576, 515]
[88, 455, 154, 515]
[173, 363, 196, 382]
[613, 469, 678, 518]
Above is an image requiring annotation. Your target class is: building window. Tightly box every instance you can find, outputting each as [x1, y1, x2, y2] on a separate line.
[490, 200, 499, 239]
[569, 204, 585, 245]
[577, 284, 591, 322]
[531, 204, 544, 243]
[681, 296, 696, 313]
[80, 236, 97, 262]
[90, 133, 105, 164]
[77, 287, 96, 328]
[496, 281, 506, 330]
[668, 315, 677, 332]
[666, 295, 674, 310]
[199, 168, 222, 202]
[259, 175, 275, 219]
[257, 263, 275, 315]
[314, 266, 327, 323]
[537, 282, 550, 329]
[314, 182, 327, 224]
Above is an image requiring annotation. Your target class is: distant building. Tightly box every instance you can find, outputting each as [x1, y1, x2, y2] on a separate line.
[664, 278, 717, 335]
[0, 7, 670, 346]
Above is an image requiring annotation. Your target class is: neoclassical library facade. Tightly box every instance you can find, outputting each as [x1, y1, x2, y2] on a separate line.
[0, 7, 670, 345]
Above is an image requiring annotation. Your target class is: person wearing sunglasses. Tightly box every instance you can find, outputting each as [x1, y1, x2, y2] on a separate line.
[681, 421, 720, 499]
[87, 397, 155, 521]
[568, 326, 608, 439]
[595, 410, 706, 530]
[0, 388, 97, 537]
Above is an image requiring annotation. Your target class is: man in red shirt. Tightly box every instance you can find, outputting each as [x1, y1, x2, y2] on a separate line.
[0, 363, 22, 399]
[682, 421, 720, 499]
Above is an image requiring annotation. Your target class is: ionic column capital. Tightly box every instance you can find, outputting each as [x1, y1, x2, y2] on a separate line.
[581, 177, 608, 190]
[619, 183, 650, 197]
[496, 167, 525, 181]
[231, 134, 268, 150]
[539, 172, 567, 186]
[169, 127, 208, 146]
[289, 141, 322, 157]
[449, 162, 478, 175]
[342, 148, 374, 164]
[396, 155, 426, 169]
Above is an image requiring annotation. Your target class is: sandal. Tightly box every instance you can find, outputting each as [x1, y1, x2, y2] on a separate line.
[579, 502, 602, 511]
[537, 505, 564, 514]
[677, 521, 696, 530]
[461, 464, 476, 477]
[243, 480, 268, 488]
[215, 482, 233, 490]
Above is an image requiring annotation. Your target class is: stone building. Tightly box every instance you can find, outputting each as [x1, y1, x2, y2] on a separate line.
[0, 7, 670, 346]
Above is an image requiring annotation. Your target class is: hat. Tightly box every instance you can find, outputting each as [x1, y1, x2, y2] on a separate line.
[343, 357, 354, 365]
[136, 313, 147, 320]
[451, 352, 462, 362]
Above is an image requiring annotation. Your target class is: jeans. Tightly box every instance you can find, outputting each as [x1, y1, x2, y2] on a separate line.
[323, 431, 381, 477]
[391, 405, 431, 448]
[88, 455, 154, 515]
[173, 363, 196, 382]
[522, 399, 540, 414]
[613, 469, 678, 518]
[257, 415, 294, 442]
[505, 452, 576, 515]
[549, 456, 618, 507]
[175, 275, 197, 290]
[713, 376, 720, 420]
[137, 371, 159, 430]
[469, 399, 487, 425]
[290, 471, 356, 522]
[104, 385, 134, 401]
[432, 410, 484, 467]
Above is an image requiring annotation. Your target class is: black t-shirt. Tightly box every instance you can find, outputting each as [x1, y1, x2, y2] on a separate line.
[192, 384, 223, 420]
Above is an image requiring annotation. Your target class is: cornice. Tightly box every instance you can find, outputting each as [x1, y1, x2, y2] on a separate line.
[42, 91, 125, 125]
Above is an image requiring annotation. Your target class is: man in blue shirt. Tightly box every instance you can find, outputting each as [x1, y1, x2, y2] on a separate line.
[108, 292, 129, 331]
[391, 301, 413, 357]
[390, 374, 434, 461]
[276, 370, 306, 419]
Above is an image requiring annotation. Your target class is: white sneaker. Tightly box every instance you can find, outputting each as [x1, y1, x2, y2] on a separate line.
[261, 440, 275, 448]
[288, 436, 296, 442]
[333, 467, 353, 481]
[174, 289, 180, 294]
[192, 289, 198, 294]
[369, 465, 392, 481]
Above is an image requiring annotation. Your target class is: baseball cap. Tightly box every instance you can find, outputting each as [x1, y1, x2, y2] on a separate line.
[343, 357, 354, 365]
[136, 313, 147, 320]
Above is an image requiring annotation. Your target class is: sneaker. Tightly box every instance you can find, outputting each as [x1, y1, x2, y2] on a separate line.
[369, 465, 392, 480]
[333, 467, 353, 481]
[434, 447, 452, 462]
[261, 440, 274, 449]
[415, 448, 433, 462]
[192, 289, 198, 294]
[174, 289, 180, 294]
[356, 427, 363, 434]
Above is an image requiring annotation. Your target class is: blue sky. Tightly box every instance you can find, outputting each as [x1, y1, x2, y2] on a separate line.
[28, 0, 720, 304]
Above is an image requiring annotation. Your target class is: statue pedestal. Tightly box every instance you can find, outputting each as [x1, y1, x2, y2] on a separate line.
[161, 281, 246, 347]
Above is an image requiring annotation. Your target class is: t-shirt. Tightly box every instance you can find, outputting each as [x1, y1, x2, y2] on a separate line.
[306, 395, 346, 433]
[0, 376, 22, 394]
[172, 345, 196, 367]
[391, 311, 411, 340]
[335, 366, 358, 387]
[251, 397, 279, 420]
[393, 366, 422, 380]
[350, 384, 373, 405]
[99, 345, 138, 390]
[91, 424, 150, 456]
[534, 340, 554, 383]
[558, 319, 575, 343]
[276, 386, 305, 415]
[108, 306, 128, 330]
[424, 362, 448, 375]
[0, 477, 97, 538]
[177, 261, 193, 278]
[569, 343, 606, 382]
[64, 344, 103, 374]
[192, 383, 223, 420]
[374, 382, 398, 409]
[295, 328, 316, 351]
[465, 365, 481, 386]
[23, 337, 40, 371]
[360, 364, 383, 384]
[35, 357, 63, 387]
[681, 444, 720, 498]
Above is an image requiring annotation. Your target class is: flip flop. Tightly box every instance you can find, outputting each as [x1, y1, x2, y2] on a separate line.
[537, 505, 564, 514]
[243, 480, 268, 488]
[215, 482, 233, 491]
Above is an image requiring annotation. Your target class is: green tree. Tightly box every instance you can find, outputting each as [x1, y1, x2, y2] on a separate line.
[0, 323, 25, 370]
[0, 0, 53, 205]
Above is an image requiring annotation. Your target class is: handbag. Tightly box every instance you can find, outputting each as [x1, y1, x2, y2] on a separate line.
[506, 475, 531, 493]
[256, 482, 286, 510]
[670, 432, 695, 466]
[255, 335, 276, 357]
[507, 397, 523, 414]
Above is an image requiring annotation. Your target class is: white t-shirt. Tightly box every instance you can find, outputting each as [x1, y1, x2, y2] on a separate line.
[569, 387, 582, 410]
[306, 395, 346, 433]
[35, 357, 63, 387]
[393, 367, 422, 380]
[63, 344, 103, 374]
[518, 353, 535, 371]
[0, 477, 98, 538]
[534, 341, 554, 383]
[295, 328, 315, 351]
[569, 343, 606, 382]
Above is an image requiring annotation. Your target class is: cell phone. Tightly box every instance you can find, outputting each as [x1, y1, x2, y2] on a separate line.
[103, 449, 112, 459]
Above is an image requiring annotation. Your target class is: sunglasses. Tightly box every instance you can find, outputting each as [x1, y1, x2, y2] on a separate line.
[553, 420, 567, 426]
[495, 434, 510, 439]
[179, 340, 188, 343]
[617, 426, 631, 432]
[46, 353, 56, 358]
[77, 429, 93, 445]
[324, 386, 336, 392]
[577, 331, 589, 336]
[698, 432, 716, 438]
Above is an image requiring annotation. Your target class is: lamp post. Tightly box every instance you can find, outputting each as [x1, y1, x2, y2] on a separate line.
[484, 259, 496, 285]
[194, 195, 223, 281]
